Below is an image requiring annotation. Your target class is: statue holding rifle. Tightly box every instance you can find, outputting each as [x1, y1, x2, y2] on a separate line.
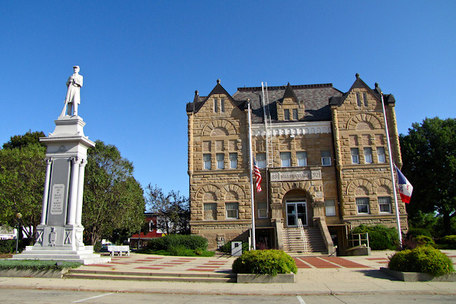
[60, 65, 83, 117]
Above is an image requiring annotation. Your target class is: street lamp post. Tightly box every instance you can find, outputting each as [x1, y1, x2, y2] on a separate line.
[15, 212, 22, 254]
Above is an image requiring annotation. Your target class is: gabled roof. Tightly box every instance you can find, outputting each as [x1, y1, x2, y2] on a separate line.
[186, 80, 247, 114]
[329, 74, 396, 106]
[279, 83, 298, 103]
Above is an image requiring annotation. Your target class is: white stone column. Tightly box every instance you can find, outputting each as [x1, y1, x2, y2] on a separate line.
[40, 158, 53, 225]
[75, 159, 87, 226]
[67, 157, 81, 226]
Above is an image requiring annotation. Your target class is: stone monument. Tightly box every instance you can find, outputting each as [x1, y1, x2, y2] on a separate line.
[12, 66, 110, 264]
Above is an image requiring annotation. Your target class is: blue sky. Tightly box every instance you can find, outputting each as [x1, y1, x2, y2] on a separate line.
[1, 1, 455, 196]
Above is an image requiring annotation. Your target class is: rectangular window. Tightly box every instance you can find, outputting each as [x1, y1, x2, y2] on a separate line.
[356, 198, 370, 214]
[297, 151, 307, 166]
[351, 148, 360, 164]
[378, 197, 392, 213]
[213, 98, 218, 113]
[377, 147, 386, 163]
[280, 152, 291, 167]
[203, 154, 211, 170]
[256, 153, 266, 168]
[258, 202, 268, 218]
[292, 109, 298, 120]
[321, 151, 331, 166]
[229, 153, 237, 169]
[325, 200, 336, 217]
[284, 109, 290, 120]
[364, 147, 373, 164]
[204, 203, 217, 220]
[356, 93, 362, 107]
[216, 153, 225, 169]
[363, 92, 368, 106]
[226, 203, 239, 219]
[220, 98, 225, 112]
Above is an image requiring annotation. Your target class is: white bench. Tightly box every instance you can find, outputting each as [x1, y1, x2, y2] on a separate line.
[107, 245, 130, 256]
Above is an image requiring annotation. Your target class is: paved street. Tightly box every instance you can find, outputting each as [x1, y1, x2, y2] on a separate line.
[0, 289, 455, 304]
[0, 250, 455, 302]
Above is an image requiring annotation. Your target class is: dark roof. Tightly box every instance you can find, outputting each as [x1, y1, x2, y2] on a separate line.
[233, 83, 343, 123]
[329, 75, 396, 106]
[187, 77, 395, 119]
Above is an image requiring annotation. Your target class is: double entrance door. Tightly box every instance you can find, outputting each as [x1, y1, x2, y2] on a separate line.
[286, 202, 307, 227]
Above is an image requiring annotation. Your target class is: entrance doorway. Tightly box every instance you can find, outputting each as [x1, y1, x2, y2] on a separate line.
[286, 202, 307, 227]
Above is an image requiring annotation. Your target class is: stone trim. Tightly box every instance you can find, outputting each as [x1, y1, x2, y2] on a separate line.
[252, 121, 331, 137]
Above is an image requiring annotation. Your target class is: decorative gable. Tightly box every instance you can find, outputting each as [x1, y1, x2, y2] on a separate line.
[276, 83, 305, 121]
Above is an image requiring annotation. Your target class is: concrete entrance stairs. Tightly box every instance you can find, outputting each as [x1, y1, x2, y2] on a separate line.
[64, 269, 236, 283]
[283, 226, 327, 254]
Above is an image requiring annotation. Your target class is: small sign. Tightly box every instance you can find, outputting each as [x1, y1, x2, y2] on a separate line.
[50, 184, 65, 215]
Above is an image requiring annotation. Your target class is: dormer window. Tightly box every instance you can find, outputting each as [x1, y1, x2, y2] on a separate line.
[284, 109, 290, 121]
[213, 98, 218, 113]
[292, 109, 298, 120]
[220, 98, 225, 112]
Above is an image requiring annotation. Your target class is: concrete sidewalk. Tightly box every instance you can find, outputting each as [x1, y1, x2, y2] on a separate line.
[0, 250, 455, 296]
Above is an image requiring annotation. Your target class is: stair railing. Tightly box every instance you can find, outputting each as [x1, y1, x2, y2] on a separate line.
[297, 218, 307, 253]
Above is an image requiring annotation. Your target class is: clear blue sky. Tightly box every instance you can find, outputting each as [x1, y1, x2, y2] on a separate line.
[1, 1, 455, 196]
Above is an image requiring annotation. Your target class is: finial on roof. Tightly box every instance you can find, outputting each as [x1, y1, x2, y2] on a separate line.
[195, 90, 199, 95]
[374, 83, 379, 88]
[217, 79, 221, 84]
[355, 73, 360, 79]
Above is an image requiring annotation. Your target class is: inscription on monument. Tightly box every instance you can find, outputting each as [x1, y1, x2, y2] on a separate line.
[50, 184, 65, 215]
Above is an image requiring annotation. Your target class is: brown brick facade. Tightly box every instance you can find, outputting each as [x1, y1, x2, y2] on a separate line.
[187, 77, 407, 251]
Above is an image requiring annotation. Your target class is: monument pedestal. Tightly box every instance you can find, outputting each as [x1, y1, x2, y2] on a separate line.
[12, 116, 110, 265]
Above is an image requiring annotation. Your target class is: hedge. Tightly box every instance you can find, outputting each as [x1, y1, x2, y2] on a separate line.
[352, 224, 399, 250]
[0, 239, 32, 254]
[146, 234, 208, 251]
[407, 227, 432, 238]
[439, 235, 456, 249]
[232, 250, 297, 276]
[388, 246, 454, 277]
[0, 260, 81, 271]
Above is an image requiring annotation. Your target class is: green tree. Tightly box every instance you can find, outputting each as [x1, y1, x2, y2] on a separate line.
[0, 132, 46, 239]
[145, 185, 190, 235]
[83, 140, 145, 244]
[400, 117, 456, 235]
[2, 131, 45, 149]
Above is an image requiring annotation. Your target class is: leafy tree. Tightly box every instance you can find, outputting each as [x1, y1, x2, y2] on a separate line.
[83, 140, 145, 244]
[145, 185, 190, 235]
[2, 131, 45, 149]
[400, 117, 456, 235]
[0, 135, 46, 239]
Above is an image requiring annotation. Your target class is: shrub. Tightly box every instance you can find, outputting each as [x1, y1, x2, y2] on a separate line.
[415, 235, 435, 247]
[143, 234, 213, 256]
[0, 239, 32, 254]
[407, 227, 432, 238]
[437, 235, 456, 249]
[0, 260, 81, 271]
[93, 241, 102, 253]
[352, 225, 399, 250]
[147, 234, 208, 251]
[232, 250, 297, 276]
[388, 246, 454, 277]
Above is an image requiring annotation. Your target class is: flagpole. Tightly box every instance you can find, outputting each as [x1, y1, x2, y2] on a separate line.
[247, 100, 256, 250]
[380, 90, 403, 246]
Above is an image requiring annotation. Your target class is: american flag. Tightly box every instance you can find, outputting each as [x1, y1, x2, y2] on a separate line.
[253, 160, 262, 192]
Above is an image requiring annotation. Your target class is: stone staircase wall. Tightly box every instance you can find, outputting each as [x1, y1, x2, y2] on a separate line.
[282, 226, 327, 254]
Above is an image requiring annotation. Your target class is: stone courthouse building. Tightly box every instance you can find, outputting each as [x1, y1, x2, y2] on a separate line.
[186, 74, 407, 253]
